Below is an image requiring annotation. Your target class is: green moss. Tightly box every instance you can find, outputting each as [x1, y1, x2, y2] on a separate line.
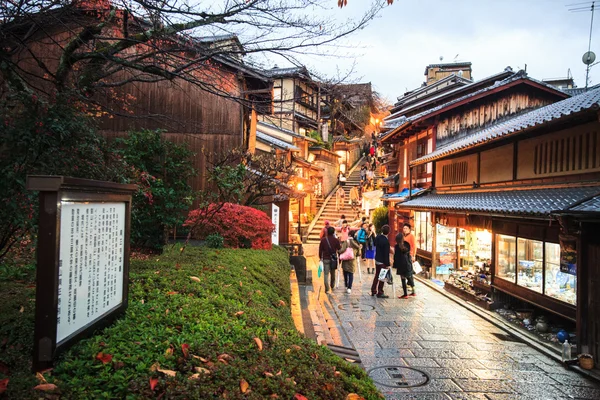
[0, 247, 381, 399]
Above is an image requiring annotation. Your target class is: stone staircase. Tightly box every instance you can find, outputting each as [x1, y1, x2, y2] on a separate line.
[306, 167, 372, 244]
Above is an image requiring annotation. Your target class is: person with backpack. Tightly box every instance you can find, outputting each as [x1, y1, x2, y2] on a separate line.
[319, 226, 341, 294]
[319, 220, 331, 239]
[356, 222, 368, 259]
[339, 230, 361, 294]
[394, 233, 416, 298]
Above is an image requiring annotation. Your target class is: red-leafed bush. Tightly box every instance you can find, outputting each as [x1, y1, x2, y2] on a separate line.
[184, 203, 274, 249]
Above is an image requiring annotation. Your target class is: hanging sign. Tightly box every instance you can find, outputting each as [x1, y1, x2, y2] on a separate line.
[559, 235, 577, 276]
[27, 176, 136, 372]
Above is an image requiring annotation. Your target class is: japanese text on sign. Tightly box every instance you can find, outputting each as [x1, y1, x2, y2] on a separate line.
[57, 202, 125, 343]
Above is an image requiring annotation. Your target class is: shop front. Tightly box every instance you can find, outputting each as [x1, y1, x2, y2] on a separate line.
[491, 219, 575, 320]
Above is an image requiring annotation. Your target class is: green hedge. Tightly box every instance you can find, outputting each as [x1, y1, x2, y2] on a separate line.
[0, 247, 381, 399]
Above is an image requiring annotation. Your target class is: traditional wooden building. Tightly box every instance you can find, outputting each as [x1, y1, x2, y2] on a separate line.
[395, 87, 600, 362]
[261, 66, 321, 135]
[380, 70, 568, 251]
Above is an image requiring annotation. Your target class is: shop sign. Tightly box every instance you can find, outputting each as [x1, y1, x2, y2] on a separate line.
[559, 235, 577, 276]
[27, 176, 136, 372]
[271, 204, 280, 245]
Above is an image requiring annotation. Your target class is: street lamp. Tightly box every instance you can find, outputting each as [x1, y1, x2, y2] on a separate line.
[297, 182, 304, 237]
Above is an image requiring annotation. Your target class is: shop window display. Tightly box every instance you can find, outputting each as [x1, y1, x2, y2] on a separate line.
[435, 224, 456, 275]
[544, 243, 576, 305]
[517, 238, 543, 293]
[414, 212, 433, 252]
[496, 235, 516, 281]
[458, 229, 492, 272]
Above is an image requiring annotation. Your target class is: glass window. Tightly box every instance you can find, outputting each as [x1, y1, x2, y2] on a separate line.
[496, 235, 516, 282]
[544, 242, 576, 305]
[517, 238, 543, 293]
[414, 212, 433, 252]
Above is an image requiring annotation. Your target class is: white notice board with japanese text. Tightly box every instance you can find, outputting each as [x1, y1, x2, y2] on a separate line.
[57, 202, 125, 343]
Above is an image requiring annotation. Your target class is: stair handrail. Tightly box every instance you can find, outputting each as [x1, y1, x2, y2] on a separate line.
[305, 156, 365, 241]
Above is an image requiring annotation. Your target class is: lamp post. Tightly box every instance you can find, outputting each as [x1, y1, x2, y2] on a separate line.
[297, 183, 304, 237]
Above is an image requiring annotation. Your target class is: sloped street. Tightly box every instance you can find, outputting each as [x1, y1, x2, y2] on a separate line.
[303, 256, 600, 399]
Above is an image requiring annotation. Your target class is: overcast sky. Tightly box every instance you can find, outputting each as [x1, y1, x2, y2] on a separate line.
[293, 0, 600, 104]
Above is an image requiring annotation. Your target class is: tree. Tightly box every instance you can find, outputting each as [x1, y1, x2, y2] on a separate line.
[0, 0, 389, 112]
[205, 147, 298, 206]
[114, 129, 196, 249]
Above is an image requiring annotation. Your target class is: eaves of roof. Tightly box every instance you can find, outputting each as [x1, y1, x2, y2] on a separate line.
[381, 73, 569, 144]
[395, 185, 600, 217]
[410, 86, 600, 166]
[387, 70, 514, 120]
[256, 131, 300, 151]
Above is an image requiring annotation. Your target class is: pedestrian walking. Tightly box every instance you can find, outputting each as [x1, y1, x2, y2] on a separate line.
[360, 165, 367, 182]
[349, 185, 360, 212]
[319, 220, 330, 239]
[336, 220, 350, 241]
[335, 187, 345, 211]
[371, 225, 392, 298]
[319, 226, 341, 294]
[394, 233, 416, 298]
[403, 223, 417, 262]
[365, 223, 376, 272]
[339, 230, 361, 293]
[334, 214, 346, 228]
[356, 222, 368, 259]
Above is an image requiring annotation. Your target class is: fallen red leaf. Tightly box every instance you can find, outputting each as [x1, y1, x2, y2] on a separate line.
[0, 378, 8, 394]
[96, 352, 113, 364]
[149, 377, 158, 391]
[294, 394, 308, 400]
[33, 383, 58, 392]
[167, 291, 178, 295]
[181, 343, 190, 358]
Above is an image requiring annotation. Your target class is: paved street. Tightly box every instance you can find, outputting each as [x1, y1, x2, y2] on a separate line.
[305, 256, 600, 400]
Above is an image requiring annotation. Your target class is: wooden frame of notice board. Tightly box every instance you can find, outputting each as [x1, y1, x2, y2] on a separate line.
[27, 176, 137, 372]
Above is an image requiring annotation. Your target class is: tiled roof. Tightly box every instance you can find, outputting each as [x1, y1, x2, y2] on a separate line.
[411, 86, 600, 166]
[568, 194, 600, 212]
[396, 186, 600, 216]
[262, 66, 311, 79]
[562, 83, 600, 96]
[256, 131, 300, 151]
[380, 71, 566, 143]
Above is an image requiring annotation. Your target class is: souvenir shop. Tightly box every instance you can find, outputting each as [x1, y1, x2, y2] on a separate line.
[396, 209, 577, 321]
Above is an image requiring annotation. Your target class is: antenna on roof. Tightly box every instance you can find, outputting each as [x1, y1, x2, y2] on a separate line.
[568, 1, 596, 90]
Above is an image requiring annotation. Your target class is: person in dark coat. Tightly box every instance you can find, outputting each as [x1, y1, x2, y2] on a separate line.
[394, 233, 416, 298]
[371, 225, 391, 298]
[319, 226, 341, 294]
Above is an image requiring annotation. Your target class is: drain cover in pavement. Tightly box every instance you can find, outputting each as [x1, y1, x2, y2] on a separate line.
[338, 303, 375, 311]
[367, 366, 430, 388]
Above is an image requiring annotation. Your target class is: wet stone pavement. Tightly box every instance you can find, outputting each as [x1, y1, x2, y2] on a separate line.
[316, 261, 600, 400]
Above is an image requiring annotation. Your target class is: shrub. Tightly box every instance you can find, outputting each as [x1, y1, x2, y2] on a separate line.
[0, 92, 127, 261]
[185, 203, 274, 249]
[205, 233, 224, 248]
[1, 247, 382, 399]
[371, 206, 389, 234]
[113, 130, 196, 250]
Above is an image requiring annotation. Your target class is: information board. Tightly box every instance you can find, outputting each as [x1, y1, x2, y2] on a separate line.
[57, 202, 126, 343]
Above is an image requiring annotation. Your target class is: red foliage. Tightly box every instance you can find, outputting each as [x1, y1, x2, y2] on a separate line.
[184, 203, 274, 250]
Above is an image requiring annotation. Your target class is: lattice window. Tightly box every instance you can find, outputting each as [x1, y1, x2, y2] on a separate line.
[533, 131, 599, 175]
[441, 161, 468, 185]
